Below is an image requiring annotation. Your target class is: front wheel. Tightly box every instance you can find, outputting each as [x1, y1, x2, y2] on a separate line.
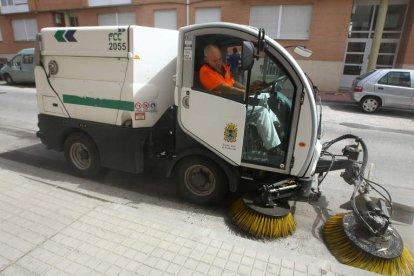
[64, 133, 101, 177]
[361, 97, 380, 113]
[176, 157, 228, 206]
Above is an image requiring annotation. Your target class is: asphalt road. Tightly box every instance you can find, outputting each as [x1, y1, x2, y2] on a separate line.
[0, 82, 413, 263]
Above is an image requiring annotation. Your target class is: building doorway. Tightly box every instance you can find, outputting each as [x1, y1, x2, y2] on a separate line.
[340, 0, 407, 88]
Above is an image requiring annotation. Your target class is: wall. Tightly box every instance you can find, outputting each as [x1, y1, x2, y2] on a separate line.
[188, 0, 353, 91]
[0, 13, 51, 56]
[1, 0, 412, 91]
[29, 0, 87, 11]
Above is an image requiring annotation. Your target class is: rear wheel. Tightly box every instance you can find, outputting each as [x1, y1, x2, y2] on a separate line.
[64, 133, 101, 177]
[361, 97, 380, 113]
[176, 157, 228, 205]
[4, 74, 13, 84]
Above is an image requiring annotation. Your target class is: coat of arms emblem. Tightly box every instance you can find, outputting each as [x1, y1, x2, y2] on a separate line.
[224, 123, 238, 143]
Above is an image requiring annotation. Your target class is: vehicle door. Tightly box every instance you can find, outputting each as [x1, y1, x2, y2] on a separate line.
[177, 26, 303, 174]
[9, 54, 23, 82]
[21, 53, 35, 82]
[375, 71, 413, 108]
[177, 30, 247, 165]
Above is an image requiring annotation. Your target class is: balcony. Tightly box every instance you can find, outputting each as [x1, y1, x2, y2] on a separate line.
[0, 0, 29, 14]
[88, 0, 131, 7]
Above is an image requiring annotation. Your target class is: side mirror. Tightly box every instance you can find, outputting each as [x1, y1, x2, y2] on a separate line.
[293, 46, 312, 58]
[241, 41, 254, 71]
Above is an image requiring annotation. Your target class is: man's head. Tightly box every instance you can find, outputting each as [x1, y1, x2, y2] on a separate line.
[204, 44, 223, 71]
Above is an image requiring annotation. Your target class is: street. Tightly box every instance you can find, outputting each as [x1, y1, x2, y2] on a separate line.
[0, 82, 413, 274]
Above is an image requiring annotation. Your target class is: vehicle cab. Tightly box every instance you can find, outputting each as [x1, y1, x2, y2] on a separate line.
[175, 23, 320, 179]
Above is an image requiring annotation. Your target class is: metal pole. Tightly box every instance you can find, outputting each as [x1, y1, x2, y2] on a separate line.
[187, 0, 190, 26]
[64, 11, 71, 27]
[367, 0, 389, 71]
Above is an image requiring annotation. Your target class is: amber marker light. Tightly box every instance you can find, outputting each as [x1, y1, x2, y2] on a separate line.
[298, 142, 306, 147]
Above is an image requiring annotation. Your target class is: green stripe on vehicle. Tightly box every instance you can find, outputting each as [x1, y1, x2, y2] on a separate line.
[63, 95, 134, 111]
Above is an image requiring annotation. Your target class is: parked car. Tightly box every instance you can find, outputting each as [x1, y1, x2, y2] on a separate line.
[0, 48, 35, 84]
[351, 69, 414, 113]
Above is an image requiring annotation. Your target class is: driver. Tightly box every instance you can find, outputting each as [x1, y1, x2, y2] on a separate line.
[200, 44, 281, 153]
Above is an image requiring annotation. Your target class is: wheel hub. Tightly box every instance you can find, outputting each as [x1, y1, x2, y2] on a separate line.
[240, 192, 291, 218]
[363, 99, 377, 112]
[185, 165, 215, 196]
[342, 212, 403, 259]
[70, 143, 91, 169]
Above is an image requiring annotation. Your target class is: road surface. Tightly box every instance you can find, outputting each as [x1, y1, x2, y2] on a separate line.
[0, 83, 413, 262]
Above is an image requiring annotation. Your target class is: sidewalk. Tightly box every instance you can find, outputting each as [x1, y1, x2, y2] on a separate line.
[318, 90, 352, 103]
[0, 165, 374, 276]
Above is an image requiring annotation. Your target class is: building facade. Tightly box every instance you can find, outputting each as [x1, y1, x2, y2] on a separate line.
[0, 0, 413, 91]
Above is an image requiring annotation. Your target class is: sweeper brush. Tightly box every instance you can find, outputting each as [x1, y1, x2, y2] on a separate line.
[324, 213, 414, 276]
[318, 135, 414, 275]
[230, 196, 296, 238]
[230, 179, 300, 238]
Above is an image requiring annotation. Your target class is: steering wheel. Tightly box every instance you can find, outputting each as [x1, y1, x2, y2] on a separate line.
[250, 74, 288, 104]
[268, 75, 288, 94]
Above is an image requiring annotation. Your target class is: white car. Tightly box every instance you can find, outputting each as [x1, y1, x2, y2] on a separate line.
[351, 69, 414, 113]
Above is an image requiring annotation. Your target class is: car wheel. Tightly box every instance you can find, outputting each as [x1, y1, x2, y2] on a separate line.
[176, 157, 228, 206]
[64, 133, 101, 177]
[4, 74, 14, 84]
[361, 97, 380, 113]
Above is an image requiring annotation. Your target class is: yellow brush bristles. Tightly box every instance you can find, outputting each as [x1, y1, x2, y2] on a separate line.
[324, 213, 414, 276]
[230, 198, 296, 238]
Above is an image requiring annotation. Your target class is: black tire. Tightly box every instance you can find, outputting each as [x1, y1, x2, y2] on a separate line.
[4, 74, 14, 84]
[64, 133, 101, 177]
[361, 96, 381, 113]
[176, 157, 228, 206]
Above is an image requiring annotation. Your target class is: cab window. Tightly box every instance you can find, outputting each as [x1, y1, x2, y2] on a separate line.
[11, 55, 22, 67]
[23, 54, 33, 64]
[193, 35, 247, 103]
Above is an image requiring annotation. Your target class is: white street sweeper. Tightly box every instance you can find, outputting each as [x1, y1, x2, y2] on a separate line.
[34, 23, 413, 275]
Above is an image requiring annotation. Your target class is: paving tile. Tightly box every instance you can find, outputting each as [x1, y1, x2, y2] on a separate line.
[201, 253, 214, 265]
[95, 261, 112, 274]
[228, 252, 242, 263]
[216, 249, 230, 260]
[106, 265, 123, 275]
[156, 259, 170, 271]
[266, 263, 280, 275]
[294, 271, 307, 276]
[280, 267, 294, 276]
[196, 261, 210, 274]
[183, 257, 198, 270]
[295, 262, 308, 273]
[238, 264, 251, 275]
[251, 268, 265, 276]
[253, 259, 267, 270]
[166, 263, 181, 275]
[172, 254, 187, 266]
[212, 256, 226, 269]
[208, 265, 223, 276]
[241, 255, 254, 267]
[224, 260, 239, 271]
[268, 255, 282, 266]
[1, 264, 33, 276]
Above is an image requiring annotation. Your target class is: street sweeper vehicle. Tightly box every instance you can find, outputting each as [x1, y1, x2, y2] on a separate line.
[34, 23, 413, 275]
